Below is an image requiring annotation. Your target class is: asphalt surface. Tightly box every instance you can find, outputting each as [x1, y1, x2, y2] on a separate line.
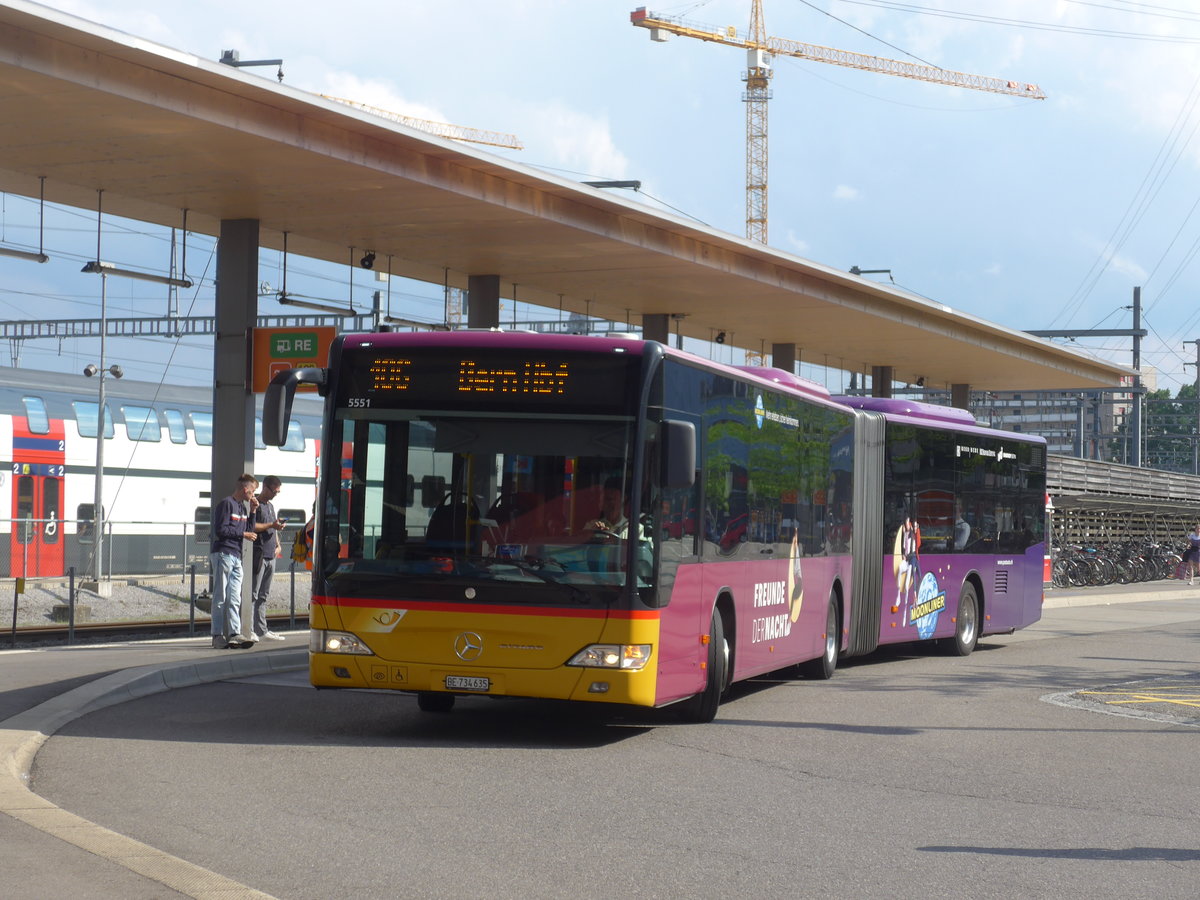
[0, 582, 1196, 899]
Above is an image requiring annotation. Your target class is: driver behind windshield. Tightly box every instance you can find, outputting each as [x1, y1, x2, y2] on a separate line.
[587, 476, 629, 538]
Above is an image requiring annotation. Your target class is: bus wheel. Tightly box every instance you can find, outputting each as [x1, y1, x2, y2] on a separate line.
[947, 584, 980, 657]
[679, 611, 728, 724]
[417, 691, 455, 713]
[799, 596, 839, 680]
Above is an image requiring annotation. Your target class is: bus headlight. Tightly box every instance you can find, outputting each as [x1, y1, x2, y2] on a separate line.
[309, 629, 374, 656]
[567, 644, 652, 670]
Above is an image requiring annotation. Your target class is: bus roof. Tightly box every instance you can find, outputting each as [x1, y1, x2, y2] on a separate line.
[340, 330, 645, 353]
[835, 396, 978, 426]
[835, 395, 1046, 445]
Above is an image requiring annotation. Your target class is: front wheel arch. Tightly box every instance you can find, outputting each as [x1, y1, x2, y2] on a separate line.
[677, 605, 730, 723]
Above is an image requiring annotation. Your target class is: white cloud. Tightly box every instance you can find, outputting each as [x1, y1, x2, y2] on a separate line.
[784, 230, 810, 255]
[519, 102, 630, 180]
[984, 263, 1002, 277]
[833, 184, 860, 201]
[321, 72, 449, 125]
[1107, 250, 1148, 281]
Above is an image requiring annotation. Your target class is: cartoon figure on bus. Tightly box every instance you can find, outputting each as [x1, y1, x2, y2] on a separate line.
[787, 529, 803, 623]
[894, 514, 921, 621]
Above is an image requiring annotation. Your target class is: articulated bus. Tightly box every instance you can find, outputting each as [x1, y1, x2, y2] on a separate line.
[265, 331, 1046, 722]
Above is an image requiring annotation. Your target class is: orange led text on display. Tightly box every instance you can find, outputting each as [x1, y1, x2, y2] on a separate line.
[369, 359, 412, 391]
[457, 359, 569, 394]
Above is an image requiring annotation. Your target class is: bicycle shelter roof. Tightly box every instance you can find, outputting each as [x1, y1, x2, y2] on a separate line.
[0, 0, 1130, 392]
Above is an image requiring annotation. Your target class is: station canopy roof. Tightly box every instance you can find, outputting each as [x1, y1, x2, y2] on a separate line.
[0, 0, 1130, 392]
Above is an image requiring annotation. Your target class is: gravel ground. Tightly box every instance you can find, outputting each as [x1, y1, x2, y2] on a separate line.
[3, 565, 313, 629]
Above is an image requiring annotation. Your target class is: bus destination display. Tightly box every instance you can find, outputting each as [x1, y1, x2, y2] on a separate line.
[341, 348, 634, 413]
[367, 358, 569, 396]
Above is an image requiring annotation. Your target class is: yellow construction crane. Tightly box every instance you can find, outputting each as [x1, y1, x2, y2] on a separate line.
[631, 4, 1044, 244]
[322, 96, 523, 150]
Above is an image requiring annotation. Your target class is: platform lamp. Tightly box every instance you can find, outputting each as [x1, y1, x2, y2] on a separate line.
[80, 270, 123, 591]
[81, 256, 185, 591]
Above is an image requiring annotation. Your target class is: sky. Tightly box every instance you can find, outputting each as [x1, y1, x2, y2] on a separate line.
[2, 0, 1200, 394]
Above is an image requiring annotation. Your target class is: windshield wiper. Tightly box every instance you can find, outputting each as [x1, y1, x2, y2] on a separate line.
[491, 557, 591, 603]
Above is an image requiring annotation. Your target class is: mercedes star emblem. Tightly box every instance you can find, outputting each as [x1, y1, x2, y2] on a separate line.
[454, 631, 483, 661]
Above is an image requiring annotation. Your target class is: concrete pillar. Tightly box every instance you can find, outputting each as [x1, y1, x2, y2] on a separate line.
[871, 366, 893, 399]
[771, 343, 796, 373]
[950, 383, 971, 410]
[642, 313, 669, 344]
[212, 218, 259, 638]
[467, 274, 501, 328]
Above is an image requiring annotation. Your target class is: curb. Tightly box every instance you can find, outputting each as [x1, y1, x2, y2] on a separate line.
[1042, 586, 1199, 610]
[0, 646, 307, 899]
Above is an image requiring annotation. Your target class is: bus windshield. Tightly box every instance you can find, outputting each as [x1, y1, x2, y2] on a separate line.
[322, 411, 654, 593]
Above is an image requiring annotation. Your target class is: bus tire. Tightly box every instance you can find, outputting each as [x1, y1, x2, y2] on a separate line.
[679, 611, 728, 724]
[947, 583, 979, 657]
[799, 595, 839, 680]
[417, 691, 455, 713]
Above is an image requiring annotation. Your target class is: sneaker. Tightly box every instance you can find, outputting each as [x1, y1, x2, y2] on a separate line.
[246, 632, 261, 643]
[211, 635, 227, 649]
[261, 631, 286, 641]
[227, 635, 256, 649]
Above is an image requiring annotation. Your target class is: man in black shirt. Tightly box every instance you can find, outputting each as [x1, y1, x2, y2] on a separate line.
[250, 475, 287, 642]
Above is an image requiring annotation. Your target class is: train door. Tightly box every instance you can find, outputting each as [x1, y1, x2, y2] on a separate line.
[9, 415, 66, 577]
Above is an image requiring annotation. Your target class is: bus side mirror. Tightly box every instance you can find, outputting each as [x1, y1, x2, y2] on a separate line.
[662, 419, 695, 490]
[263, 367, 328, 446]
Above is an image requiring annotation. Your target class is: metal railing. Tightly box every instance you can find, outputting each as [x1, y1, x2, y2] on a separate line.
[1, 517, 311, 637]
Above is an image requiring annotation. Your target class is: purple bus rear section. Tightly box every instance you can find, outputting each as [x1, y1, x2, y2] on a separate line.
[839, 393, 1046, 646]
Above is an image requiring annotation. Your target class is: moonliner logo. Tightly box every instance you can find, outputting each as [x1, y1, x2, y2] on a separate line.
[910, 573, 946, 640]
[454, 631, 483, 661]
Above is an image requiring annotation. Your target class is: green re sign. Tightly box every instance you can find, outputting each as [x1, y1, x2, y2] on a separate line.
[271, 333, 318, 357]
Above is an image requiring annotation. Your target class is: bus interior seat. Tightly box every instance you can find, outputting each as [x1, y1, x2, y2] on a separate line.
[425, 493, 479, 552]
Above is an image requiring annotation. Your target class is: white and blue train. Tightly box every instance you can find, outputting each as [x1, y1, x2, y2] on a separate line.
[0, 367, 323, 578]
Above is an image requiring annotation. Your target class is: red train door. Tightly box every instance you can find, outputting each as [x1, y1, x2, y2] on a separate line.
[10, 417, 66, 577]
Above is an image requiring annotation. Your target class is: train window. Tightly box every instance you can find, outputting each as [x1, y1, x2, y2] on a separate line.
[194, 506, 211, 543]
[77, 503, 104, 542]
[21, 397, 50, 434]
[191, 412, 213, 446]
[257, 417, 300, 450]
[283, 420, 306, 452]
[164, 409, 187, 444]
[16, 476, 34, 544]
[123, 405, 162, 442]
[73, 401, 115, 439]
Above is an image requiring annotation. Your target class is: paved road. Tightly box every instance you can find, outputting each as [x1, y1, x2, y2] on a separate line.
[3, 586, 1196, 899]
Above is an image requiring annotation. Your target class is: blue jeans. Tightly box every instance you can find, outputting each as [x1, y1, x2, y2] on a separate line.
[210, 551, 243, 638]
